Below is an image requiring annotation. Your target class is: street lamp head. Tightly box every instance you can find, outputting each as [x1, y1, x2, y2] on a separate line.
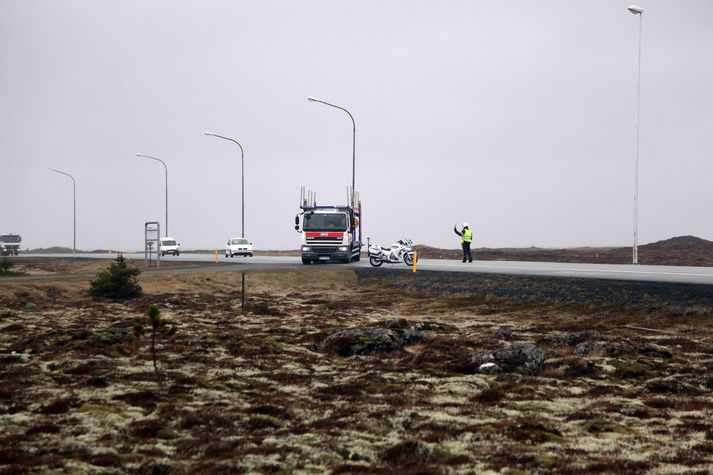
[136, 152, 144, 158]
[204, 131, 215, 136]
[307, 96, 318, 102]
[628, 5, 644, 14]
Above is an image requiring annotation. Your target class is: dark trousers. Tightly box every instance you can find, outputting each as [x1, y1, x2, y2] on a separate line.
[462, 242, 472, 262]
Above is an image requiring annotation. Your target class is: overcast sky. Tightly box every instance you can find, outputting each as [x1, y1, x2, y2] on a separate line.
[1, 0, 712, 251]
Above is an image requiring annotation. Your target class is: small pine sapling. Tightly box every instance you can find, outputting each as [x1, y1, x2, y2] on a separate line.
[132, 305, 177, 387]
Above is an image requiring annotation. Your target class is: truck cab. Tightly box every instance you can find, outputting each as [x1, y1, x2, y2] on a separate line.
[295, 188, 362, 264]
[0, 234, 21, 256]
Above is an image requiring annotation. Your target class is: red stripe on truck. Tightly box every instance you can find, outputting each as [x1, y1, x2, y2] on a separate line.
[305, 232, 344, 237]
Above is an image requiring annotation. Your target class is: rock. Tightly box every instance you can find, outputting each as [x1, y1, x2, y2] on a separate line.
[24, 302, 38, 313]
[472, 343, 546, 374]
[478, 362, 502, 374]
[412, 322, 449, 332]
[574, 340, 637, 357]
[383, 318, 410, 329]
[323, 328, 410, 356]
[323, 319, 452, 357]
[574, 342, 593, 356]
[494, 327, 513, 340]
[540, 330, 601, 347]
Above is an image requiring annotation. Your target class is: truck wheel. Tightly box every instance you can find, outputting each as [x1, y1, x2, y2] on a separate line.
[369, 256, 383, 267]
[302, 258, 311, 265]
[403, 252, 414, 266]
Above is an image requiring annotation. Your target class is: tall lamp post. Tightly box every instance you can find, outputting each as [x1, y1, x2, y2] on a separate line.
[136, 153, 169, 237]
[628, 4, 644, 265]
[307, 96, 356, 203]
[204, 132, 245, 238]
[48, 168, 76, 258]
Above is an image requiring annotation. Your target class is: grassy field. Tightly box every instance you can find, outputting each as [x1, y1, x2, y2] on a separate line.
[1, 262, 713, 474]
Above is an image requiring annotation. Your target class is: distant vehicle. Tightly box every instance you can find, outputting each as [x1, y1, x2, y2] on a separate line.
[0, 234, 22, 256]
[159, 237, 180, 256]
[225, 238, 253, 258]
[295, 187, 362, 264]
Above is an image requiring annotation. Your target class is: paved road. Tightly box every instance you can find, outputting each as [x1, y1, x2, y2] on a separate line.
[8, 253, 713, 285]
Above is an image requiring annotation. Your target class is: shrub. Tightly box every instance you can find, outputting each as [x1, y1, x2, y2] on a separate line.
[0, 258, 17, 276]
[89, 255, 142, 299]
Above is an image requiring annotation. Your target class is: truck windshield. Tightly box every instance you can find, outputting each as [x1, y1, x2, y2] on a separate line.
[1, 235, 21, 243]
[303, 213, 347, 231]
[231, 239, 248, 245]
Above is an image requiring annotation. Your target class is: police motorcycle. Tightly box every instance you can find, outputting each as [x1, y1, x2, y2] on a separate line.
[368, 238, 415, 267]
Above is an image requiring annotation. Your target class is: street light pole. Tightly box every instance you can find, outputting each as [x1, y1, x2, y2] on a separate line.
[48, 168, 76, 258]
[136, 153, 168, 237]
[628, 4, 644, 265]
[308, 96, 356, 203]
[204, 132, 245, 238]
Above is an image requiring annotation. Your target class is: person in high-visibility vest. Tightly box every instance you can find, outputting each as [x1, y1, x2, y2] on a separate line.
[453, 222, 473, 263]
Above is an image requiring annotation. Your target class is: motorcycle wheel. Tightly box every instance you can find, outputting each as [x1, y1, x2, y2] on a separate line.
[369, 256, 384, 267]
[403, 252, 414, 266]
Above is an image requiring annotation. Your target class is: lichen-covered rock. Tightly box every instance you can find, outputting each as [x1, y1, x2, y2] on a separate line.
[574, 340, 638, 357]
[323, 319, 452, 357]
[323, 328, 409, 356]
[495, 326, 514, 340]
[539, 330, 601, 347]
[478, 362, 503, 374]
[412, 321, 450, 333]
[472, 343, 546, 374]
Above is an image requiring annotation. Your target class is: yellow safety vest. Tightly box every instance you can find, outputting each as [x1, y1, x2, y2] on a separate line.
[462, 229, 473, 243]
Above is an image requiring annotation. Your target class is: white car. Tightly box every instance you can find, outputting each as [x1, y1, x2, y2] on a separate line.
[225, 238, 253, 257]
[159, 237, 180, 256]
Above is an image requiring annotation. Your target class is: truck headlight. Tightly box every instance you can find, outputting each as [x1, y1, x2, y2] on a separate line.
[338, 246, 348, 252]
[302, 246, 311, 252]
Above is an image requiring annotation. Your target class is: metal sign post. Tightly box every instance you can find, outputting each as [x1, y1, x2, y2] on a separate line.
[145, 222, 160, 268]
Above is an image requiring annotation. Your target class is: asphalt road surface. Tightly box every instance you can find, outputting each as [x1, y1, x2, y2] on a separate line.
[9, 253, 713, 285]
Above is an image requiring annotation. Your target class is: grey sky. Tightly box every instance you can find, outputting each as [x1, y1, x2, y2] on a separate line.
[1, 1, 712, 251]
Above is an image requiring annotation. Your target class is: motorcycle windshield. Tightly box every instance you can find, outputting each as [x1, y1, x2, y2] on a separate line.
[303, 213, 347, 232]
